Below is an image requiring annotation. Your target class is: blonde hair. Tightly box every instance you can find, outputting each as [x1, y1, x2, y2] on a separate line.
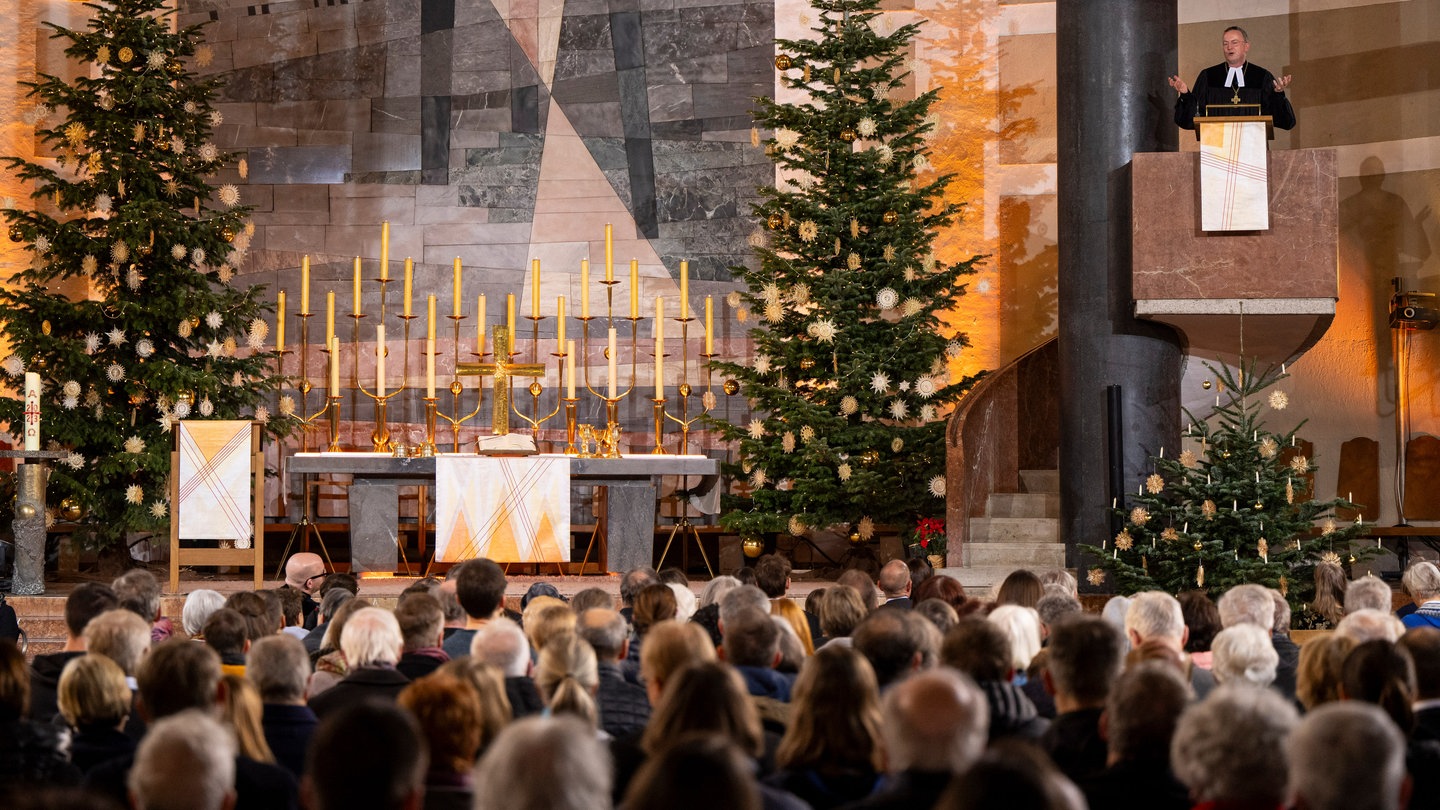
[535, 632, 599, 728]
[771, 598, 815, 656]
[525, 603, 577, 654]
[436, 657, 513, 754]
[639, 620, 716, 693]
[58, 654, 131, 728]
[220, 673, 275, 764]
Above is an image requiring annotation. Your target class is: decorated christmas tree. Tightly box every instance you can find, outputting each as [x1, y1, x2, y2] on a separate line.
[1080, 361, 1368, 609]
[710, 0, 983, 548]
[0, 0, 289, 550]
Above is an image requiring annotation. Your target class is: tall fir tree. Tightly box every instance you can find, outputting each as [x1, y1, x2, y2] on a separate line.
[0, 0, 290, 549]
[711, 0, 982, 547]
[1080, 361, 1369, 610]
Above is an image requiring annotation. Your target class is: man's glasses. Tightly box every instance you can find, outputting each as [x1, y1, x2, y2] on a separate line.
[304, 573, 327, 588]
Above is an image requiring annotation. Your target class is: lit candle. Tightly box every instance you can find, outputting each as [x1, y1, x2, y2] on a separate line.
[402, 257, 413, 317]
[427, 295, 436, 343]
[325, 292, 335, 346]
[604, 224, 614, 282]
[276, 291, 285, 353]
[329, 337, 340, 392]
[23, 372, 40, 451]
[300, 255, 310, 314]
[1159, 446, 1165, 459]
[375, 324, 386, 397]
[680, 260, 689, 320]
[380, 221, 389, 280]
[704, 296, 714, 355]
[629, 259, 639, 319]
[453, 257, 463, 317]
[477, 295, 486, 355]
[566, 339, 576, 399]
[531, 258, 541, 319]
[1348, 491, 1353, 503]
[426, 338, 436, 399]
[655, 297, 665, 399]
[557, 296, 566, 348]
[1232, 500, 1237, 512]
[1183, 522, 1188, 533]
[352, 257, 362, 315]
[581, 259, 590, 319]
[506, 294, 515, 355]
[608, 327, 618, 399]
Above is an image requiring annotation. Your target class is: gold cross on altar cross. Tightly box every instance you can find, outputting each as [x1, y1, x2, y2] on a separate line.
[455, 325, 546, 436]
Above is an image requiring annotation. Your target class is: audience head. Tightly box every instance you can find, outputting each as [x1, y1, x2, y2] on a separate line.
[1171, 684, 1299, 805]
[733, 566, 758, 587]
[470, 616, 531, 678]
[339, 607, 403, 668]
[246, 634, 310, 704]
[1397, 627, 1440, 700]
[318, 572, 358, 599]
[881, 667, 988, 773]
[433, 658, 512, 754]
[819, 584, 868, 639]
[524, 603, 578, 653]
[1345, 575, 1393, 614]
[1296, 632, 1356, 711]
[697, 575, 740, 609]
[1099, 595, 1132, 649]
[1104, 662, 1189, 765]
[201, 608, 249, 661]
[837, 569, 880, 612]
[219, 672, 274, 763]
[1044, 614, 1124, 707]
[638, 620, 717, 706]
[1039, 569, 1079, 599]
[314, 588, 354, 628]
[936, 742, 1085, 810]
[1270, 589, 1291, 635]
[1178, 590, 1221, 653]
[569, 587, 614, 614]
[84, 608, 152, 676]
[284, 552, 327, 594]
[623, 734, 760, 810]
[777, 644, 884, 772]
[454, 558, 507, 621]
[128, 709, 237, 810]
[770, 598, 814, 656]
[304, 701, 427, 810]
[535, 631, 599, 727]
[620, 566, 661, 608]
[877, 559, 912, 599]
[1341, 639, 1416, 733]
[318, 597, 373, 653]
[994, 569, 1043, 609]
[913, 574, 967, 614]
[397, 671, 484, 776]
[1211, 623, 1280, 688]
[1402, 560, 1440, 604]
[393, 591, 444, 653]
[181, 589, 225, 639]
[658, 567, 689, 587]
[64, 582, 119, 641]
[986, 605, 1041, 672]
[753, 554, 792, 598]
[224, 591, 273, 640]
[1311, 560, 1348, 625]
[274, 587, 303, 630]
[0, 639, 25, 723]
[1125, 591, 1186, 646]
[1217, 583, 1274, 629]
[1035, 591, 1082, 637]
[112, 569, 162, 623]
[942, 618, 1013, 683]
[1287, 702, 1408, 810]
[136, 638, 223, 721]
[520, 582, 564, 612]
[641, 661, 762, 758]
[632, 583, 678, 637]
[720, 606, 781, 669]
[718, 585, 770, 628]
[472, 716, 612, 810]
[668, 582, 697, 623]
[853, 607, 940, 688]
[58, 653, 131, 730]
[914, 598, 961, 635]
[1335, 608, 1404, 644]
[578, 608, 630, 663]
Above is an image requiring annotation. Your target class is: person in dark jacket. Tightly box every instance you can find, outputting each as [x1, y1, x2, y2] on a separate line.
[940, 618, 1048, 743]
[308, 608, 411, 720]
[28, 582, 118, 724]
[56, 654, 136, 774]
[1040, 615, 1124, 784]
[395, 593, 450, 681]
[247, 635, 318, 779]
[1078, 663, 1191, 810]
[0, 639, 81, 793]
[578, 607, 651, 738]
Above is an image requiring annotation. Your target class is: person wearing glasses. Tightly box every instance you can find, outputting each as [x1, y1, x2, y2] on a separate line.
[1169, 25, 1295, 133]
[282, 552, 327, 629]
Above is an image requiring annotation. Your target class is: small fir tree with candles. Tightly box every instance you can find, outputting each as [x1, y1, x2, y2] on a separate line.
[1079, 361, 1370, 611]
[709, 0, 983, 549]
[0, 0, 291, 550]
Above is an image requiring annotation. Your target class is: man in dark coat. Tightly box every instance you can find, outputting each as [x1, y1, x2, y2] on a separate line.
[1170, 25, 1295, 132]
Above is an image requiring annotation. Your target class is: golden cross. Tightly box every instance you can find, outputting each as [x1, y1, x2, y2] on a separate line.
[455, 325, 546, 436]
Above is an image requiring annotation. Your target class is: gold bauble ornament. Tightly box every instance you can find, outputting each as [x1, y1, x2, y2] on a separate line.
[221, 226, 237, 242]
[1193, 540, 1204, 551]
[839, 128, 857, 143]
[1202, 380, 1212, 389]
[766, 213, 784, 230]
[7, 225, 23, 242]
[59, 498, 84, 522]
[742, 537, 764, 558]
[849, 531, 862, 544]
[450, 380, 464, 396]
[41, 320, 51, 336]
[774, 54, 793, 70]
[677, 382, 692, 397]
[799, 358, 815, 370]
[723, 379, 740, 396]
[861, 450, 880, 465]
[15, 503, 37, 520]
[527, 381, 543, 397]
[882, 210, 899, 225]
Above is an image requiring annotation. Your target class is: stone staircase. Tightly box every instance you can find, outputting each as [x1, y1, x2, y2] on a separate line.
[945, 469, 1066, 598]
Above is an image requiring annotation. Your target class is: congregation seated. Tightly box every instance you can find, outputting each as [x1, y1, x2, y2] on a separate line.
[304, 701, 425, 810]
[246, 634, 317, 779]
[306, 597, 372, 694]
[470, 617, 545, 718]
[940, 618, 1048, 743]
[473, 715, 612, 810]
[536, 631, 603, 730]
[113, 569, 172, 644]
[307, 606, 410, 719]
[29, 582, 118, 724]
[578, 607, 651, 738]
[57, 654, 135, 774]
[0, 638, 81, 792]
[1171, 684, 1297, 809]
[394, 591, 450, 681]
[128, 710, 235, 810]
[181, 589, 225, 641]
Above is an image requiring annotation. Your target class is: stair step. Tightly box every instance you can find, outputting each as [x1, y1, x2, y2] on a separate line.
[1020, 469, 1059, 495]
[986, 492, 1060, 519]
[966, 542, 1068, 568]
[969, 517, 1059, 544]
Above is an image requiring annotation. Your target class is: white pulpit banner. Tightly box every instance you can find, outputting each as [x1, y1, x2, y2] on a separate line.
[435, 456, 571, 563]
[176, 420, 255, 547]
[1199, 119, 1269, 231]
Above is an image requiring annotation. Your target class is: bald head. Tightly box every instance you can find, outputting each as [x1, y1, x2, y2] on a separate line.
[881, 668, 988, 773]
[285, 553, 325, 593]
[878, 560, 912, 599]
[577, 608, 629, 662]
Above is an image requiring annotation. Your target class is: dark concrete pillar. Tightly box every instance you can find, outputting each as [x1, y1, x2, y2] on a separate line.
[1056, 0, 1184, 573]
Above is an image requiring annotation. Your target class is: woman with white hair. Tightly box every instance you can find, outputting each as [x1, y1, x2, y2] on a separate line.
[1401, 561, 1440, 629]
[180, 589, 225, 640]
[1210, 624, 1279, 688]
[1172, 685, 1298, 808]
[307, 607, 410, 719]
[986, 605, 1043, 676]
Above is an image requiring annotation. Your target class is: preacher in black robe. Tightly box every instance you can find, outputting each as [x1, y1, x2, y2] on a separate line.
[1174, 62, 1296, 132]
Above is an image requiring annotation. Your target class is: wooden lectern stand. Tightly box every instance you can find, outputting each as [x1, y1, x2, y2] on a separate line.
[1197, 114, 1274, 232]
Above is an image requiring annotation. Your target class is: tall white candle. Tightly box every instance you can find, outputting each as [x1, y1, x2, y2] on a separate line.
[557, 296, 566, 348]
[604, 224, 614, 282]
[680, 260, 689, 319]
[375, 324, 386, 397]
[477, 295, 486, 355]
[380, 221, 390, 280]
[655, 297, 665, 399]
[23, 372, 40, 451]
[352, 257, 362, 315]
[300, 255, 310, 314]
[426, 338, 436, 399]
[276, 291, 285, 354]
[326, 292, 336, 346]
[629, 259, 639, 319]
[566, 340, 576, 399]
[581, 259, 590, 318]
[330, 337, 340, 392]
[402, 257, 413, 317]
[704, 296, 714, 355]
[506, 294, 515, 355]
[608, 327, 618, 399]
[453, 258, 463, 318]
[531, 259, 542, 319]
[427, 295, 436, 343]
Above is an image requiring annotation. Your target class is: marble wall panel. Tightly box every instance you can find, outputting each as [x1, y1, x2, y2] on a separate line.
[351, 132, 423, 173]
[247, 146, 352, 185]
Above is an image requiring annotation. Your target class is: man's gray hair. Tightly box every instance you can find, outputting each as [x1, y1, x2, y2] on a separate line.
[1172, 684, 1298, 805]
[1335, 608, 1405, 644]
[247, 634, 310, 703]
[1346, 575, 1393, 614]
[719, 585, 770, 627]
[339, 607, 403, 668]
[1039, 570, 1078, 598]
[473, 715, 612, 810]
[1217, 584, 1273, 629]
[1286, 702, 1407, 810]
[471, 617, 531, 677]
[1402, 561, 1440, 603]
[113, 569, 162, 622]
[85, 609, 152, 676]
[1125, 591, 1185, 642]
[1036, 591, 1082, 629]
[317, 588, 354, 623]
[577, 608, 629, 661]
[698, 575, 741, 609]
[1211, 624, 1279, 688]
[880, 668, 988, 773]
[127, 709, 237, 810]
[181, 590, 226, 638]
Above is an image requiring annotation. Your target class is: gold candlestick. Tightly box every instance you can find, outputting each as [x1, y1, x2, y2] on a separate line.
[327, 395, 344, 452]
[651, 398, 667, 454]
[563, 398, 579, 454]
[604, 398, 622, 458]
[439, 313, 486, 452]
[419, 397, 439, 457]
